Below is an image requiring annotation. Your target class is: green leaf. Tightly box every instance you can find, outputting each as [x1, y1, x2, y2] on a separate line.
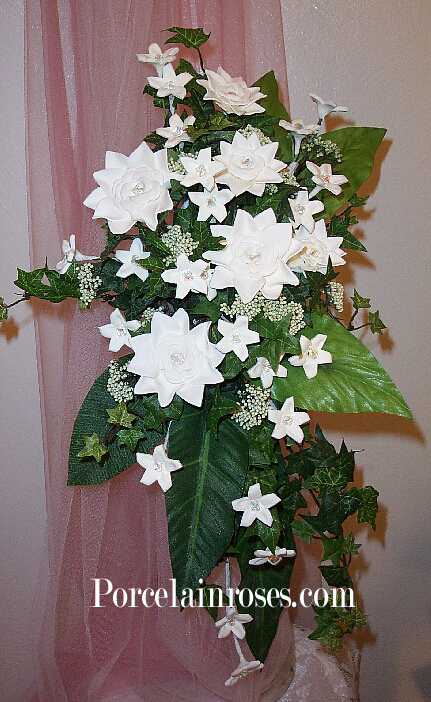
[319, 127, 386, 218]
[165, 401, 249, 595]
[249, 424, 276, 466]
[131, 394, 183, 431]
[0, 297, 8, 321]
[252, 71, 292, 164]
[291, 518, 316, 544]
[368, 310, 386, 335]
[244, 510, 282, 554]
[165, 26, 211, 50]
[77, 433, 108, 463]
[319, 565, 353, 589]
[357, 486, 379, 530]
[309, 608, 344, 651]
[117, 428, 146, 452]
[220, 352, 245, 379]
[106, 401, 135, 428]
[351, 289, 371, 309]
[303, 464, 347, 493]
[206, 388, 241, 436]
[286, 445, 327, 478]
[273, 312, 412, 418]
[15, 265, 79, 302]
[341, 603, 367, 630]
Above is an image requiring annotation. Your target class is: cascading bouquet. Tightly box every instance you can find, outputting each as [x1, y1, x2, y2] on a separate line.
[2, 27, 411, 688]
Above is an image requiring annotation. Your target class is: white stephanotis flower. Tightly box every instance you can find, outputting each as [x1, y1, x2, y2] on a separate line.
[225, 658, 263, 686]
[288, 333, 332, 379]
[137, 444, 182, 493]
[98, 308, 140, 352]
[147, 63, 192, 100]
[196, 68, 266, 116]
[309, 93, 347, 121]
[247, 356, 287, 389]
[201, 266, 218, 301]
[216, 316, 259, 362]
[216, 606, 253, 640]
[180, 147, 222, 190]
[115, 238, 151, 282]
[279, 119, 319, 156]
[232, 482, 281, 527]
[268, 397, 310, 442]
[204, 208, 303, 304]
[55, 235, 98, 274]
[83, 141, 173, 234]
[289, 219, 346, 273]
[188, 186, 234, 222]
[306, 161, 348, 197]
[128, 308, 224, 407]
[249, 547, 296, 566]
[155, 113, 196, 148]
[161, 253, 208, 298]
[136, 43, 179, 76]
[288, 190, 324, 233]
[214, 131, 284, 197]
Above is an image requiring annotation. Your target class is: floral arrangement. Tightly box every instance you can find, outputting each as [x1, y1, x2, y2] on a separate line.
[2, 27, 411, 688]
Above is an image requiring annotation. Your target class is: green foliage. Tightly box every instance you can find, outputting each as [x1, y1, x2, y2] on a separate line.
[291, 518, 316, 543]
[252, 71, 293, 163]
[206, 388, 241, 436]
[106, 401, 136, 428]
[368, 310, 386, 334]
[0, 297, 8, 321]
[328, 210, 367, 252]
[77, 433, 108, 463]
[351, 289, 371, 309]
[357, 486, 379, 530]
[15, 264, 79, 302]
[165, 27, 211, 50]
[131, 394, 183, 431]
[117, 428, 146, 452]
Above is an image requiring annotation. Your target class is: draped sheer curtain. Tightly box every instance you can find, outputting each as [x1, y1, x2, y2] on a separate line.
[25, 1, 291, 701]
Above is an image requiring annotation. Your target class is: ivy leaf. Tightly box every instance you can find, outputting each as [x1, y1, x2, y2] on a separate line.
[15, 264, 79, 302]
[131, 394, 183, 431]
[291, 518, 316, 544]
[117, 428, 146, 452]
[244, 510, 282, 554]
[165, 27, 211, 50]
[368, 310, 386, 335]
[220, 351, 245, 379]
[303, 464, 347, 493]
[249, 424, 276, 466]
[206, 388, 241, 437]
[351, 289, 371, 309]
[321, 534, 344, 566]
[106, 401, 136, 428]
[252, 71, 292, 164]
[357, 486, 379, 530]
[77, 433, 108, 463]
[340, 603, 367, 631]
[319, 565, 353, 589]
[0, 297, 8, 321]
[309, 609, 344, 651]
[286, 445, 327, 479]
[333, 440, 355, 483]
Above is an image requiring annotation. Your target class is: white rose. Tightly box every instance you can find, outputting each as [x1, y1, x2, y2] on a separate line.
[196, 68, 266, 116]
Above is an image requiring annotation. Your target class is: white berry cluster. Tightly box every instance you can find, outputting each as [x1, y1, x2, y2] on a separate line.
[107, 359, 135, 403]
[232, 385, 271, 429]
[77, 263, 102, 307]
[161, 224, 198, 265]
[167, 155, 187, 176]
[280, 168, 299, 187]
[300, 134, 342, 162]
[264, 183, 279, 195]
[220, 292, 304, 332]
[238, 124, 272, 146]
[326, 281, 344, 312]
[285, 301, 306, 334]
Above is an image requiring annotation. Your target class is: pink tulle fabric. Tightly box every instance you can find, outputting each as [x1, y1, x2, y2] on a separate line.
[24, 1, 293, 701]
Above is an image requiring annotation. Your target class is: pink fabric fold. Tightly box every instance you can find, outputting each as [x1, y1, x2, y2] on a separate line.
[24, 1, 291, 700]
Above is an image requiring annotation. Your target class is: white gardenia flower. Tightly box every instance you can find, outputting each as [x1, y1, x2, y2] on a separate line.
[137, 444, 182, 493]
[289, 219, 346, 274]
[268, 397, 310, 443]
[215, 606, 253, 640]
[249, 547, 296, 566]
[180, 147, 223, 191]
[288, 190, 324, 233]
[115, 238, 151, 283]
[136, 43, 179, 76]
[216, 316, 259, 362]
[279, 119, 319, 156]
[309, 93, 347, 121]
[188, 186, 234, 222]
[204, 208, 303, 304]
[155, 113, 196, 148]
[128, 308, 224, 407]
[288, 333, 332, 379]
[247, 356, 287, 389]
[161, 253, 208, 298]
[147, 63, 192, 100]
[83, 141, 173, 234]
[306, 161, 348, 196]
[55, 235, 98, 274]
[232, 482, 281, 528]
[196, 67, 266, 116]
[225, 658, 263, 686]
[214, 131, 284, 197]
[98, 308, 140, 352]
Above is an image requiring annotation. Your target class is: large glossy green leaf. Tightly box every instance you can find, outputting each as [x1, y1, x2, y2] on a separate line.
[272, 313, 411, 418]
[319, 127, 386, 219]
[165, 402, 249, 595]
[252, 71, 293, 163]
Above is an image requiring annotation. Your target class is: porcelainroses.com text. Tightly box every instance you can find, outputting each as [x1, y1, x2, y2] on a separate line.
[92, 578, 355, 609]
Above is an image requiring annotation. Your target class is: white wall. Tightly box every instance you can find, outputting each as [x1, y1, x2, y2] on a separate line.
[0, 1, 46, 701]
[282, 1, 431, 700]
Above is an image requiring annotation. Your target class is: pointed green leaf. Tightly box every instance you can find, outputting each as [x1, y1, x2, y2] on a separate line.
[273, 313, 412, 418]
[357, 486, 379, 530]
[309, 609, 344, 651]
[77, 433, 108, 463]
[107, 401, 135, 428]
[165, 27, 211, 50]
[117, 428, 146, 452]
[351, 289, 371, 309]
[368, 310, 386, 335]
[291, 518, 316, 543]
[252, 71, 292, 163]
[206, 388, 241, 436]
[0, 297, 8, 321]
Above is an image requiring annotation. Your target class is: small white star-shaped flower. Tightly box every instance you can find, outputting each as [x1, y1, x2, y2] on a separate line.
[248, 547, 296, 566]
[232, 482, 281, 527]
[188, 186, 234, 222]
[55, 235, 98, 274]
[216, 316, 259, 362]
[224, 658, 263, 686]
[155, 113, 196, 148]
[180, 147, 222, 190]
[115, 238, 150, 283]
[288, 333, 332, 379]
[147, 63, 192, 100]
[309, 93, 347, 121]
[288, 190, 324, 233]
[161, 253, 208, 298]
[137, 444, 182, 492]
[247, 356, 287, 389]
[215, 606, 253, 639]
[98, 308, 140, 352]
[306, 161, 348, 196]
[268, 397, 310, 443]
[136, 43, 179, 76]
[279, 119, 319, 156]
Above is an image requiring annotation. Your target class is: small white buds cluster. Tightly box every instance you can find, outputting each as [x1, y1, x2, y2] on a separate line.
[77, 263, 102, 306]
[233, 385, 271, 429]
[107, 359, 135, 403]
[326, 281, 344, 312]
[161, 224, 198, 266]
